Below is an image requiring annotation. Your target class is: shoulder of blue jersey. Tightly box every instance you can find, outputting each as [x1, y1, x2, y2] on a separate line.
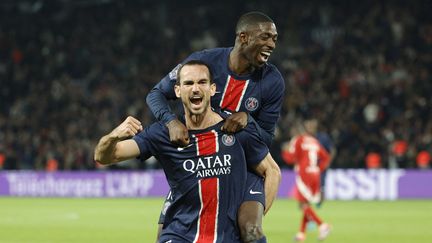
[168, 64, 181, 80]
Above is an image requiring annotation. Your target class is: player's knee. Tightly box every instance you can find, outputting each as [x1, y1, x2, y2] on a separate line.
[299, 202, 308, 210]
[240, 222, 264, 243]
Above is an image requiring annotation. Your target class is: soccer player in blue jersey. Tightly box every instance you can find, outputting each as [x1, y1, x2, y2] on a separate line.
[147, 12, 284, 243]
[94, 61, 281, 242]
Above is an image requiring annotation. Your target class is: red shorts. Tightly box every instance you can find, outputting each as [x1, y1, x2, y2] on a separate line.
[294, 173, 321, 204]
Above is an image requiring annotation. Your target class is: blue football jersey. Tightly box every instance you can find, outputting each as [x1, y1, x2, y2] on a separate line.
[316, 132, 334, 153]
[133, 120, 268, 242]
[147, 47, 285, 147]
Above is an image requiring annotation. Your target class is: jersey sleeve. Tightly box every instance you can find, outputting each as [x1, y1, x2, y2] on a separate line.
[132, 123, 161, 161]
[237, 121, 269, 167]
[145, 51, 206, 124]
[255, 70, 285, 140]
[247, 114, 273, 147]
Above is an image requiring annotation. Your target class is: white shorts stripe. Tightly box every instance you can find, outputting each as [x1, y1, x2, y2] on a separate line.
[296, 176, 320, 204]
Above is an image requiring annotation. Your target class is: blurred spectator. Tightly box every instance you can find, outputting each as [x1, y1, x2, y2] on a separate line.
[0, 152, 5, 169]
[0, 0, 431, 170]
[365, 152, 382, 169]
[46, 158, 59, 172]
[389, 140, 409, 168]
[416, 151, 430, 169]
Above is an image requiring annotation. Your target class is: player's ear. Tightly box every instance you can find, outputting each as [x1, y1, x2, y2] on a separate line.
[174, 84, 181, 98]
[239, 32, 248, 44]
[210, 83, 216, 97]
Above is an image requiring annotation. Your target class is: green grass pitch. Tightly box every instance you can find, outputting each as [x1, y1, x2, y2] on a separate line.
[0, 198, 431, 243]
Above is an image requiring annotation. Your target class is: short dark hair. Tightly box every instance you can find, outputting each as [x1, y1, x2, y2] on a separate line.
[176, 60, 213, 85]
[235, 11, 274, 34]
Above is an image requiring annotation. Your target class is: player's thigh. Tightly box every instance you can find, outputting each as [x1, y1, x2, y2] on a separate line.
[243, 172, 266, 207]
[238, 172, 265, 227]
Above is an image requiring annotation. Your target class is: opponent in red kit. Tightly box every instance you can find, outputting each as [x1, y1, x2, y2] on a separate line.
[281, 121, 332, 242]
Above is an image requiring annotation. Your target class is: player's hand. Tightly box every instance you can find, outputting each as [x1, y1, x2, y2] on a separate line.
[109, 116, 143, 140]
[222, 112, 248, 134]
[166, 119, 190, 146]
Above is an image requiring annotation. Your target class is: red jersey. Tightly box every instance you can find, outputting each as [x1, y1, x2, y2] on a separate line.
[282, 135, 330, 177]
[282, 134, 330, 203]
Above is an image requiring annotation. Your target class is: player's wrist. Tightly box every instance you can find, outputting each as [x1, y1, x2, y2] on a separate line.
[107, 131, 122, 141]
[164, 114, 178, 127]
[166, 118, 181, 128]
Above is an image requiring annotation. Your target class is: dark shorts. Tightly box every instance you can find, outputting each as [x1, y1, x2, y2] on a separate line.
[158, 190, 173, 224]
[158, 171, 265, 224]
[242, 171, 265, 208]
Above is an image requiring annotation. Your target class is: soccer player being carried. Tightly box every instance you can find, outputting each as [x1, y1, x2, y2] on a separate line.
[281, 121, 332, 242]
[147, 11, 284, 243]
[94, 61, 281, 242]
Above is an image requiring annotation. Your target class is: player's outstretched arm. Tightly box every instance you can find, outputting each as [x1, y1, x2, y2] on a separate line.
[94, 116, 142, 165]
[252, 153, 281, 214]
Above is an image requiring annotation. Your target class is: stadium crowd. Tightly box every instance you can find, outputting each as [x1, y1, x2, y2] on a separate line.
[0, 0, 431, 170]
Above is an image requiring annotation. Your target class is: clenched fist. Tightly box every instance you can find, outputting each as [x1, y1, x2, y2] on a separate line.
[109, 116, 143, 140]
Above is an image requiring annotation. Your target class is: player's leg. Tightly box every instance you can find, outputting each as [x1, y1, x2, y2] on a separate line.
[297, 175, 331, 241]
[294, 202, 308, 242]
[238, 201, 265, 242]
[296, 203, 331, 241]
[302, 203, 322, 226]
[238, 172, 267, 243]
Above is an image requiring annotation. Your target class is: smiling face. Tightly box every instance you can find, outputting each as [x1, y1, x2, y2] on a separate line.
[240, 22, 278, 68]
[175, 64, 216, 116]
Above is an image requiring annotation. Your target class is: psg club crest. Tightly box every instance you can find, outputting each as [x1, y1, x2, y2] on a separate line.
[245, 97, 259, 111]
[222, 134, 235, 146]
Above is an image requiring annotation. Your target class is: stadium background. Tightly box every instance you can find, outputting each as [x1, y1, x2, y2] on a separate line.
[0, 0, 431, 242]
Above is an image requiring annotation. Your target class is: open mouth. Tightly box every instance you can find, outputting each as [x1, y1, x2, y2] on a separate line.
[259, 51, 271, 62]
[190, 96, 203, 106]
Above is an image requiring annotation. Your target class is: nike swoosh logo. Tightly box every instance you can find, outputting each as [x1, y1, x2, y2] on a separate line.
[249, 189, 263, 195]
[177, 144, 193, 151]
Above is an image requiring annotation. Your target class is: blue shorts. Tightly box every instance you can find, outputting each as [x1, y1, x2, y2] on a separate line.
[243, 171, 265, 208]
[158, 171, 265, 224]
[158, 190, 174, 224]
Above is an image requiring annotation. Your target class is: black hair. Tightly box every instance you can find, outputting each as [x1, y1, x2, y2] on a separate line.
[176, 60, 213, 85]
[235, 11, 274, 34]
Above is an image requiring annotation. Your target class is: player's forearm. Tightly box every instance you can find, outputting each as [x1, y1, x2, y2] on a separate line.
[146, 87, 177, 124]
[263, 161, 281, 214]
[94, 134, 121, 165]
